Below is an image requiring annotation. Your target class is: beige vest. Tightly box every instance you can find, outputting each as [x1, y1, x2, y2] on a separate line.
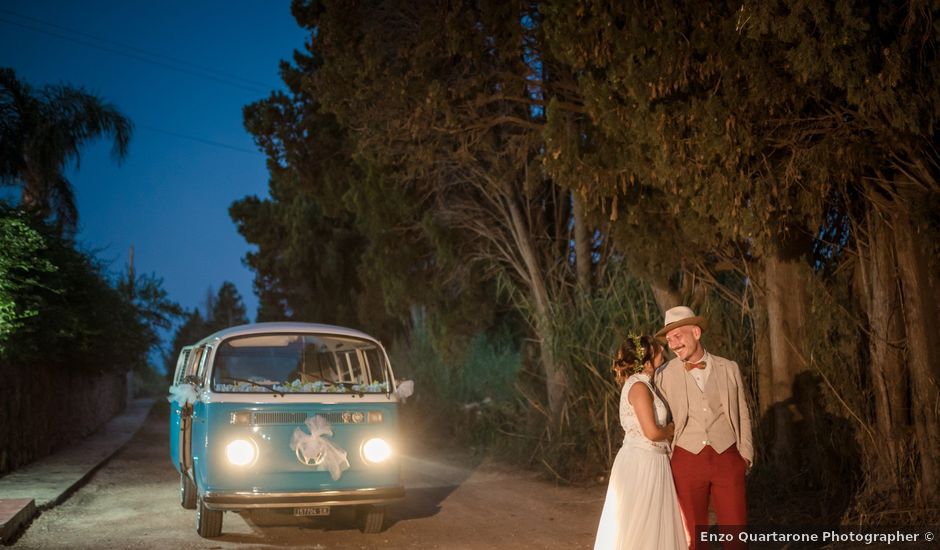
[676, 370, 736, 454]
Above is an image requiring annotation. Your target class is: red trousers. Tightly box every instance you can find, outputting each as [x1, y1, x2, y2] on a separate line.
[671, 445, 748, 550]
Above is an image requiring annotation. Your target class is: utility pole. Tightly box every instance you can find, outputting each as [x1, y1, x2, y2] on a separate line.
[127, 244, 136, 298]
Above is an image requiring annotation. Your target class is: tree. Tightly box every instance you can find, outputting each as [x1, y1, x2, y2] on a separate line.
[0, 67, 132, 233]
[115, 268, 184, 374]
[300, 0, 608, 422]
[165, 283, 249, 376]
[0, 203, 179, 375]
[543, 0, 940, 503]
[164, 308, 208, 378]
[206, 281, 249, 331]
[0, 205, 55, 351]
[247, 1, 940, 498]
[237, 3, 498, 344]
[234, 34, 375, 328]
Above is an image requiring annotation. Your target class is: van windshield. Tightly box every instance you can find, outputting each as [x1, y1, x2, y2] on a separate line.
[211, 333, 391, 394]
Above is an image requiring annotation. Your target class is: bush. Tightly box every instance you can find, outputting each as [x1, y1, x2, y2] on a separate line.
[393, 263, 670, 482]
[390, 318, 523, 448]
[0, 208, 56, 351]
[0, 204, 179, 372]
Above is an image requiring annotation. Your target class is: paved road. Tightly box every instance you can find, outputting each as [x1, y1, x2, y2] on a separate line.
[14, 402, 603, 549]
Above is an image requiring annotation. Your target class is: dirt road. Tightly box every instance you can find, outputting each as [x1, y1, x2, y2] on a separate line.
[14, 403, 605, 549]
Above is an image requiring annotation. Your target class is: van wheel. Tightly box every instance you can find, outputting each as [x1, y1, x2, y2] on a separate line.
[196, 494, 223, 538]
[180, 472, 196, 509]
[358, 505, 385, 533]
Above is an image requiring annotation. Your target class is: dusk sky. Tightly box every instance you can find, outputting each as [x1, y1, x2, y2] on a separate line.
[1, 1, 308, 327]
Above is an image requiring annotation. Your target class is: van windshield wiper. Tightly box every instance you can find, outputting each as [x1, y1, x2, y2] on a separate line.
[219, 376, 285, 397]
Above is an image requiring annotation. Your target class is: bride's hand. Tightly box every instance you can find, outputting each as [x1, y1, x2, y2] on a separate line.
[664, 422, 675, 440]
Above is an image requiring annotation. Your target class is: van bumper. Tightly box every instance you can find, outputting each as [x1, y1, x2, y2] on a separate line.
[202, 486, 405, 510]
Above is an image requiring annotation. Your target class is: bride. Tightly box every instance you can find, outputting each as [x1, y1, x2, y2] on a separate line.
[594, 334, 686, 550]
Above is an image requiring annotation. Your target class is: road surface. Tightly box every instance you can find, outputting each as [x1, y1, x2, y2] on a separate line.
[14, 402, 604, 549]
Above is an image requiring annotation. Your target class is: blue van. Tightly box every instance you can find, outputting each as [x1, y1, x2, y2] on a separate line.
[167, 323, 406, 538]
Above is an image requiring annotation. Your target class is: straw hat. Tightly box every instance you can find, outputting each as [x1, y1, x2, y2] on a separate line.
[655, 306, 708, 338]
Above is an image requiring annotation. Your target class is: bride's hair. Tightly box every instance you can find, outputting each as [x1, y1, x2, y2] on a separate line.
[611, 335, 660, 386]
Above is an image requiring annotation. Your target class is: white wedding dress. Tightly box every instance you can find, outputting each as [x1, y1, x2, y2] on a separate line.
[593, 373, 686, 550]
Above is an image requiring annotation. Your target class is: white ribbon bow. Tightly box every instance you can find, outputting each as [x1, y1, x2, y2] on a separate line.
[395, 380, 415, 402]
[166, 383, 198, 406]
[289, 415, 350, 481]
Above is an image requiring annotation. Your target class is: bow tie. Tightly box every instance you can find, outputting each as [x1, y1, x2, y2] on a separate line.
[684, 361, 706, 371]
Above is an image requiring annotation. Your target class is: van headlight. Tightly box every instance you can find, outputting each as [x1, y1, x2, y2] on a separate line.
[226, 439, 257, 466]
[362, 438, 392, 464]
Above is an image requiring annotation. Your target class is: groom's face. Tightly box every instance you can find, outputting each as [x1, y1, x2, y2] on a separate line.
[664, 325, 702, 361]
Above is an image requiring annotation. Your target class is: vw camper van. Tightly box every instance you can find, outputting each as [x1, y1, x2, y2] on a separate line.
[168, 323, 405, 538]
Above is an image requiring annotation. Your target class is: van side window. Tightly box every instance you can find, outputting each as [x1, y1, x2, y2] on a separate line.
[195, 345, 212, 384]
[172, 348, 192, 385]
[359, 348, 386, 385]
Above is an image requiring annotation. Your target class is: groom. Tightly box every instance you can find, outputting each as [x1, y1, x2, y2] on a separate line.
[654, 306, 753, 550]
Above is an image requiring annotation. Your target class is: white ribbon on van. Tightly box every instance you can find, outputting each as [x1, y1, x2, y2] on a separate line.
[290, 415, 350, 481]
[395, 380, 414, 402]
[166, 383, 198, 406]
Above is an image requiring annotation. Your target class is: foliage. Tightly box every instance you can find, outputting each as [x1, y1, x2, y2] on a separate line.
[541, 0, 940, 505]
[390, 317, 523, 447]
[236, 0, 940, 517]
[117, 270, 183, 342]
[1, 69, 182, 405]
[0, 205, 179, 375]
[163, 282, 249, 377]
[519, 264, 664, 478]
[0, 206, 56, 349]
[284, 0, 618, 424]
[237, 0, 512, 342]
[207, 281, 248, 330]
[234, 41, 375, 327]
[0, 67, 132, 233]
[230, 193, 365, 325]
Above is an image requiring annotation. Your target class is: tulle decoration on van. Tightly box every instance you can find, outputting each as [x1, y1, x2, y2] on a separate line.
[395, 380, 414, 402]
[213, 379, 392, 394]
[167, 383, 198, 406]
[289, 415, 351, 480]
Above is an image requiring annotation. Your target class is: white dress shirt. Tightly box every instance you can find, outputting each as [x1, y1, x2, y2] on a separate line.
[686, 349, 712, 392]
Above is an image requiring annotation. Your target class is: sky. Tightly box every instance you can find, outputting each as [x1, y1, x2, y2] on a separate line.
[0, 0, 309, 329]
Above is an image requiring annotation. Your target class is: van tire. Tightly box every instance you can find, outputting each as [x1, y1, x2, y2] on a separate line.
[196, 494, 223, 538]
[358, 505, 385, 533]
[180, 472, 196, 509]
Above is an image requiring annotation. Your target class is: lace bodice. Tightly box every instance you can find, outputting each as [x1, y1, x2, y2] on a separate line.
[619, 374, 670, 453]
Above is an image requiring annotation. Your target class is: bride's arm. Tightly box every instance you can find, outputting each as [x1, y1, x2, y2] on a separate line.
[628, 383, 675, 442]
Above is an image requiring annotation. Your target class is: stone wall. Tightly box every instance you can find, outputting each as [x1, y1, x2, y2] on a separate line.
[0, 361, 127, 476]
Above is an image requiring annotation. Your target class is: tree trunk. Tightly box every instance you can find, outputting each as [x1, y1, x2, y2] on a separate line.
[650, 278, 682, 314]
[20, 172, 49, 217]
[763, 249, 809, 468]
[861, 211, 907, 491]
[751, 303, 775, 425]
[506, 195, 567, 423]
[893, 210, 940, 504]
[572, 192, 591, 294]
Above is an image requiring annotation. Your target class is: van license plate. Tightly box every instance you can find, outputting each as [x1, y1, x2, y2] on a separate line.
[294, 507, 330, 517]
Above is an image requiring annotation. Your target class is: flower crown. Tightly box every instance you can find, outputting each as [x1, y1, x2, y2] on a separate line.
[628, 333, 647, 375]
[612, 333, 648, 377]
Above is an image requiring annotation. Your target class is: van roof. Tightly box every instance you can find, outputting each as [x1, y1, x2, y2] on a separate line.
[192, 322, 381, 347]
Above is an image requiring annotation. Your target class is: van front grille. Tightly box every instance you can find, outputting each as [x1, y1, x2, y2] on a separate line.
[231, 410, 371, 425]
[251, 411, 307, 425]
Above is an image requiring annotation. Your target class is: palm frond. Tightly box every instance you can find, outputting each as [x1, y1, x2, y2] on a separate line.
[0, 68, 132, 232]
